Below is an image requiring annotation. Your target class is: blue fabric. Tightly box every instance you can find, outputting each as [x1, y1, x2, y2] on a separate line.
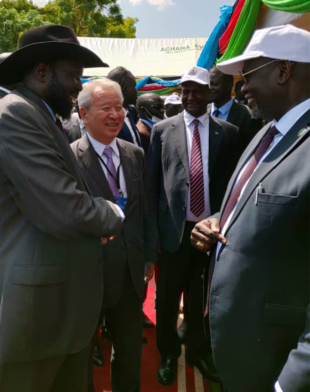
[150, 77, 181, 87]
[136, 76, 150, 90]
[197, 5, 233, 70]
[211, 99, 234, 121]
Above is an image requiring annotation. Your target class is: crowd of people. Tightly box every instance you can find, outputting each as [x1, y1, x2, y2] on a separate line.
[0, 22, 309, 392]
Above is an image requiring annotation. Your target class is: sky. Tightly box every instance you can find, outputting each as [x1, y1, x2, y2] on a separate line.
[32, 0, 230, 39]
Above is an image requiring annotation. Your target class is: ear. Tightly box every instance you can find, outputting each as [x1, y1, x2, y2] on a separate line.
[33, 62, 50, 83]
[277, 60, 294, 85]
[79, 107, 88, 123]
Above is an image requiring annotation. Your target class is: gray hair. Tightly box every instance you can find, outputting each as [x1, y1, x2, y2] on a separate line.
[78, 78, 124, 110]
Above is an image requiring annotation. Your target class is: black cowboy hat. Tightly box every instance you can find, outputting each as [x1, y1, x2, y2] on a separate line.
[0, 24, 108, 85]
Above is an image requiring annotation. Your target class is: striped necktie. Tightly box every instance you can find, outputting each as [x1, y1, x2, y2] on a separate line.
[190, 119, 204, 217]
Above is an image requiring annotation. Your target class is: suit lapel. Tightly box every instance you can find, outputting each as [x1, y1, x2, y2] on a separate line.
[208, 116, 223, 178]
[224, 110, 310, 233]
[227, 101, 238, 125]
[171, 114, 190, 179]
[78, 135, 115, 201]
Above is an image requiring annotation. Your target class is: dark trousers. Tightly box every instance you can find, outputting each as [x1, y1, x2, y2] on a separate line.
[0, 343, 91, 392]
[104, 268, 143, 392]
[156, 222, 209, 361]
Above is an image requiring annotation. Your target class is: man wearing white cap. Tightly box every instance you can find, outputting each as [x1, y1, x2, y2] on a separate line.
[191, 25, 310, 392]
[148, 66, 239, 385]
[164, 93, 184, 118]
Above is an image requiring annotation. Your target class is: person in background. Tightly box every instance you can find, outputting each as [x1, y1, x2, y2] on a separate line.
[62, 102, 86, 143]
[107, 66, 142, 148]
[191, 24, 310, 392]
[164, 93, 184, 118]
[148, 66, 240, 386]
[136, 92, 164, 154]
[72, 79, 157, 392]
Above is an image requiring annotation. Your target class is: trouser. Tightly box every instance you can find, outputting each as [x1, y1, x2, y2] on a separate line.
[0, 343, 91, 392]
[156, 222, 209, 361]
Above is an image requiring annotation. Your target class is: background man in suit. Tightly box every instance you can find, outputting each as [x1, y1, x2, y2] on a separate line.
[107, 66, 142, 147]
[71, 79, 157, 392]
[191, 25, 310, 392]
[62, 103, 86, 143]
[209, 66, 260, 156]
[136, 92, 164, 154]
[0, 25, 124, 392]
[0, 52, 13, 98]
[147, 66, 239, 386]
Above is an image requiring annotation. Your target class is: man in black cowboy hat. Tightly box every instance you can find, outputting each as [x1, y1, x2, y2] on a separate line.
[0, 25, 124, 392]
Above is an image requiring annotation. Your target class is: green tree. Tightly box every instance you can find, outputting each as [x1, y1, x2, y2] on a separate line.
[0, 0, 49, 52]
[0, 0, 138, 53]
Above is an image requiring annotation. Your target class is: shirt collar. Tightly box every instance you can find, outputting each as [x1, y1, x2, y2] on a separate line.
[87, 132, 119, 158]
[212, 99, 233, 116]
[42, 100, 57, 122]
[272, 98, 310, 137]
[141, 118, 153, 129]
[184, 110, 209, 128]
[0, 86, 11, 94]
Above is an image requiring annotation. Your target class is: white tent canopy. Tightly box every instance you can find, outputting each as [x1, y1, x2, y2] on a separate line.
[78, 37, 206, 77]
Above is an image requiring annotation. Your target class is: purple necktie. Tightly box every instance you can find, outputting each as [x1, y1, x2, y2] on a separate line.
[190, 119, 204, 217]
[205, 126, 279, 316]
[102, 147, 120, 197]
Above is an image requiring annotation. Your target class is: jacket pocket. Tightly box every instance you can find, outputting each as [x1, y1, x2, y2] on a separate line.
[257, 192, 297, 206]
[12, 265, 68, 286]
[264, 303, 306, 327]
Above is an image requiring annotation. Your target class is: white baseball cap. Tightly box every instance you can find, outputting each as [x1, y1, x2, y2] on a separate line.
[217, 24, 310, 75]
[164, 94, 182, 105]
[179, 66, 210, 85]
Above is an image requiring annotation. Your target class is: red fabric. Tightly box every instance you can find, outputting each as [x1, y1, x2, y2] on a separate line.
[93, 281, 222, 392]
[218, 0, 247, 55]
[139, 85, 166, 91]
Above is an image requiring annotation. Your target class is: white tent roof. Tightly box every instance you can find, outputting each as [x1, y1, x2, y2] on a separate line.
[78, 37, 206, 77]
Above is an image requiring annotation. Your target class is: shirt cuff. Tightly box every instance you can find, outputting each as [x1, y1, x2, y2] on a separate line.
[114, 204, 125, 221]
[275, 381, 283, 392]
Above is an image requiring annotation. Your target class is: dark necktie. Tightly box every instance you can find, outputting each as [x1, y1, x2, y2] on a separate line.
[102, 147, 120, 197]
[213, 109, 220, 118]
[55, 118, 70, 144]
[190, 119, 204, 217]
[205, 126, 279, 316]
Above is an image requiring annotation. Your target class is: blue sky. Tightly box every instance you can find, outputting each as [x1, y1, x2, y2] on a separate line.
[33, 0, 230, 38]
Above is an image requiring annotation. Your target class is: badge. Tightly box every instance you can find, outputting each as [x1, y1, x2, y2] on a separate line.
[188, 67, 198, 75]
[115, 196, 127, 212]
[297, 128, 307, 137]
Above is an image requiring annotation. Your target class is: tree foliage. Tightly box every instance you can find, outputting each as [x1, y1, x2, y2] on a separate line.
[0, 0, 138, 52]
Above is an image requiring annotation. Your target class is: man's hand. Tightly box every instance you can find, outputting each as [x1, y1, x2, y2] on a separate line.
[144, 262, 155, 283]
[191, 218, 226, 252]
[101, 236, 116, 245]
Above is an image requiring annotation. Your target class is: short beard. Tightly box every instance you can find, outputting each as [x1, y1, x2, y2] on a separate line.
[45, 69, 73, 120]
[252, 104, 273, 123]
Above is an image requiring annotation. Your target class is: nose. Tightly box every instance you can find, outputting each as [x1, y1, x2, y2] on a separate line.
[241, 82, 247, 94]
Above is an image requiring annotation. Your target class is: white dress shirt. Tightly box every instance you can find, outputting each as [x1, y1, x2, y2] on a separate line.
[87, 133, 128, 199]
[124, 109, 139, 145]
[184, 110, 211, 222]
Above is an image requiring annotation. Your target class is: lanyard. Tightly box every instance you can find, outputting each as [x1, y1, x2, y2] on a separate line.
[95, 152, 124, 198]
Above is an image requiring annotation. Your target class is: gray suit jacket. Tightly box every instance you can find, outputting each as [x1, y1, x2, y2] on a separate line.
[0, 85, 123, 363]
[147, 113, 239, 253]
[71, 135, 158, 307]
[210, 110, 310, 392]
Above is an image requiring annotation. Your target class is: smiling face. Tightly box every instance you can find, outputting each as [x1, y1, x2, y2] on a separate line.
[45, 60, 83, 120]
[80, 86, 125, 145]
[181, 81, 210, 117]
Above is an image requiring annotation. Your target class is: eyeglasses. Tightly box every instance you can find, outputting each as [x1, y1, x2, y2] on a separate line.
[239, 59, 281, 85]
